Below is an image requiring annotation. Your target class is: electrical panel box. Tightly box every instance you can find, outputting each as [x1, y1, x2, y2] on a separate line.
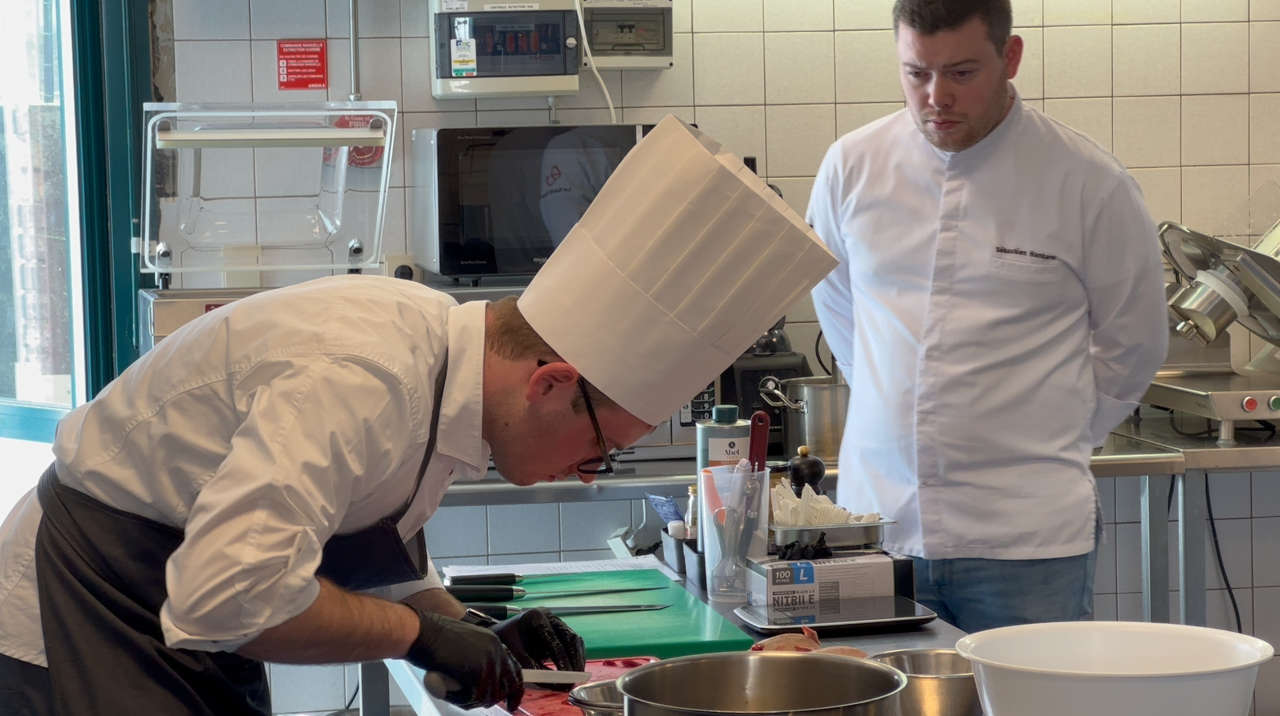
[430, 0, 581, 99]
[581, 0, 673, 70]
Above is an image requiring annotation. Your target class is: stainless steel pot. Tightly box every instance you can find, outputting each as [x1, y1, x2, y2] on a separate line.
[616, 651, 906, 716]
[869, 649, 982, 716]
[759, 376, 849, 465]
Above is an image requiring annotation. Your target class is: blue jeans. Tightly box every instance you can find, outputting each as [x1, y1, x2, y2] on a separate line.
[911, 547, 1097, 634]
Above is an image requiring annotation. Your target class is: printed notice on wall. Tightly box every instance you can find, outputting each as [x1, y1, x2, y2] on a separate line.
[277, 40, 328, 91]
[450, 38, 478, 77]
[442, 0, 468, 9]
[485, 3, 539, 10]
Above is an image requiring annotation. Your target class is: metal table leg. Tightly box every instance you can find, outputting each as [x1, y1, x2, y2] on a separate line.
[1178, 470, 1208, 627]
[360, 661, 392, 716]
[1140, 474, 1171, 623]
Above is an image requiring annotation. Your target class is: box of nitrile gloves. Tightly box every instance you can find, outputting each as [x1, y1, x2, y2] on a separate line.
[746, 550, 914, 610]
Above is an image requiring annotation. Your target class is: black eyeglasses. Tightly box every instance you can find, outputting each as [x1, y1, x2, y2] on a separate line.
[538, 361, 615, 475]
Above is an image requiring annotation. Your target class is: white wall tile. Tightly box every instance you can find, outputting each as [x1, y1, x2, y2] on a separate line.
[1251, 166, 1280, 198]
[623, 34, 695, 107]
[560, 500, 634, 551]
[1113, 96, 1180, 168]
[476, 95, 556, 112]
[175, 0, 251, 40]
[1205, 518, 1252, 590]
[1093, 593, 1118, 621]
[558, 71, 625, 111]
[623, 106, 696, 124]
[692, 0, 763, 32]
[175, 41, 254, 102]
[490, 551, 561, 565]
[674, 0, 692, 33]
[1182, 95, 1248, 167]
[765, 33, 835, 104]
[1257, 0, 1280, 21]
[562, 549, 618, 561]
[250, 41, 330, 102]
[1095, 523, 1118, 593]
[1012, 27, 1043, 100]
[1112, 0, 1178, 24]
[1254, 472, 1280, 517]
[1115, 522, 1142, 593]
[1012, 0, 1044, 26]
[270, 665, 346, 713]
[1254, 518, 1280, 587]
[251, 0, 326, 39]
[765, 0, 834, 32]
[1022, 98, 1044, 112]
[835, 30, 900, 103]
[556, 108, 615, 124]
[422, 505, 488, 557]
[1207, 588, 1253, 634]
[1255, 590, 1280, 711]
[1252, 23, 1280, 93]
[1044, 0, 1110, 26]
[1116, 591, 1147, 620]
[476, 109, 551, 125]
[766, 104, 835, 176]
[789, 293, 819, 323]
[769, 177, 817, 216]
[834, 0, 893, 30]
[835, 102, 902, 137]
[1182, 0, 1247, 23]
[1252, 96, 1280, 164]
[695, 105, 768, 175]
[1043, 25, 1111, 98]
[401, 39, 477, 113]
[1114, 475, 1142, 523]
[488, 503, 560, 554]
[1044, 97, 1112, 151]
[383, 186, 407, 255]
[401, 0, 429, 37]
[1112, 24, 1179, 97]
[1207, 472, 1254, 520]
[1130, 167, 1182, 224]
[1182, 165, 1248, 230]
[694, 33, 765, 105]
[254, 147, 324, 199]
[326, 0, 402, 37]
[1182, 23, 1248, 95]
[326, 38, 403, 104]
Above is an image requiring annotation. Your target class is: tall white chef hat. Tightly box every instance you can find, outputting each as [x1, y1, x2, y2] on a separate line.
[518, 115, 838, 426]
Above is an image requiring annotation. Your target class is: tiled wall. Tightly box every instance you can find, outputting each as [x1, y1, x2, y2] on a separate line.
[166, 0, 1280, 712]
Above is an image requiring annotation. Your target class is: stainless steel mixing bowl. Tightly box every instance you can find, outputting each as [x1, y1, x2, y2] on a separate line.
[616, 651, 906, 716]
[869, 648, 982, 716]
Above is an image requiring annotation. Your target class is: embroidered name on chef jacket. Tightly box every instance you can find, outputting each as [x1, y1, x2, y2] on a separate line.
[995, 246, 1057, 261]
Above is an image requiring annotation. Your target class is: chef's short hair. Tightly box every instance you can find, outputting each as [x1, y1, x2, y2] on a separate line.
[892, 0, 1013, 52]
[487, 296, 619, 413]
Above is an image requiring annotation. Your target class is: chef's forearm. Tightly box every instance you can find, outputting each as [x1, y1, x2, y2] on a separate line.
[235, 578, 419, 663]
[400, 586, 468, 619]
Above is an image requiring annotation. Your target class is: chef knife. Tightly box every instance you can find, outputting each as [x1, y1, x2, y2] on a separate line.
[444, 584, 669, 601]
[423, 669, 593, 698]
[446, 572, 576, 586]
[463, 602, 672, 619]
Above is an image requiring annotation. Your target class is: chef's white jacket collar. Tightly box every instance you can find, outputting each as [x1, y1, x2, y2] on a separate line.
[437, 300, 490, 479]
[927, 88, 1024, 163]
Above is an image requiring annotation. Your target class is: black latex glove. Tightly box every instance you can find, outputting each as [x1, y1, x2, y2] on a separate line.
[405, 609, 524, 711]
[491, 607, 587, 691]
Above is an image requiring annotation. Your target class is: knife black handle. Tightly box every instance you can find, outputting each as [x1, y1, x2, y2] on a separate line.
[448, 573, 522, 586]
[462, 603, 522, 619]
[444, 585, 525, 601]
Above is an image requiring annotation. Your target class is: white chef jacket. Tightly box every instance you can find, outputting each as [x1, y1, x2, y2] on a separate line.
[807, 96, 1168, 561]
[0, 275, 492, 666]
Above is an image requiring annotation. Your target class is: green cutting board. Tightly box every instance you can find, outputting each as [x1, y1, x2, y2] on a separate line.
[502, 569, 753, 659]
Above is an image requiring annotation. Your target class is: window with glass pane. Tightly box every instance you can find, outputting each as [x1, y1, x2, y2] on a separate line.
[0, 0, 82, 412]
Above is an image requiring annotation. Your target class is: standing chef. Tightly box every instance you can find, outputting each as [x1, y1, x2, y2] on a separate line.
[807, 0, 1167, 633]
[0, 115, 836, 715]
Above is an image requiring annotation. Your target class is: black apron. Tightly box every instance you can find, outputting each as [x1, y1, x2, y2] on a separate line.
[32, 359, 449, 715]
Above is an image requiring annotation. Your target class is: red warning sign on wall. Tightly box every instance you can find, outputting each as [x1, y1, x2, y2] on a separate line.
[277, 40, 328, 91]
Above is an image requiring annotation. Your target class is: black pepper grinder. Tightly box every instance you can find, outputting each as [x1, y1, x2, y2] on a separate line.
[788, 445, 826, 497]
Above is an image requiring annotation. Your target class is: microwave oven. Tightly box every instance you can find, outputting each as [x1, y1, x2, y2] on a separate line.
[409, 124, 653, 279]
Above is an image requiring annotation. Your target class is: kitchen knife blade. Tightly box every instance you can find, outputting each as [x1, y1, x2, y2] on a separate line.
[464, 603, 672, 619]
[444, 584, 669, 601]
[445, 572, 581, 586]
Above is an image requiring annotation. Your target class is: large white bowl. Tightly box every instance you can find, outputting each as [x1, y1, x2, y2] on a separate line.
[954, 621, 1273, 716]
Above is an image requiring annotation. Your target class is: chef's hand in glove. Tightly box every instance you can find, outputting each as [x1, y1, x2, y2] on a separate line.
[406, 609, 524, 711]
[491, 606, 587, 690]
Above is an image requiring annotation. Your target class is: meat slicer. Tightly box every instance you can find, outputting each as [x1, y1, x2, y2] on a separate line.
[1151, 180, 1280, 445]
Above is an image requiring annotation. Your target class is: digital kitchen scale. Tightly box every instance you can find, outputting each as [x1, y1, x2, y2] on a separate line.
[735, 595, 937, 633]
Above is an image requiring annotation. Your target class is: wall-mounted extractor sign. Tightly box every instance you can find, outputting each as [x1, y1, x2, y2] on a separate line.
[277, 40, 328, 91]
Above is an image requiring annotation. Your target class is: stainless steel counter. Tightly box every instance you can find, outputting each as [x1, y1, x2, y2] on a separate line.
[441, 433, 1185, 507]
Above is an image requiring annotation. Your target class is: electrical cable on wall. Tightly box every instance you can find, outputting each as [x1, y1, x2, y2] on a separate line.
[815, 329, 831, 376]
[573, 0, 617, 124]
